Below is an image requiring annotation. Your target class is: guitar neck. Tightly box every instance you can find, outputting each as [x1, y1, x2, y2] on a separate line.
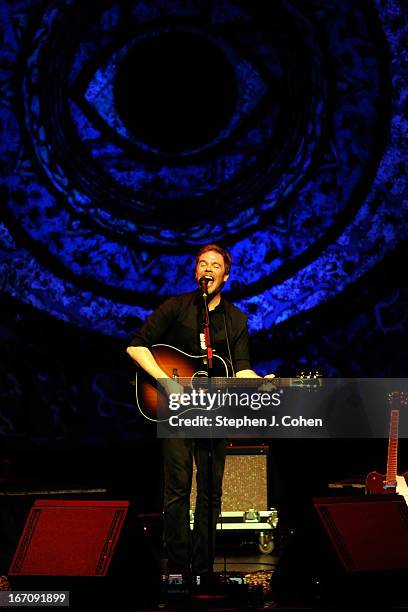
[385, 409, 399, 486]
[173, 376, 316, 386]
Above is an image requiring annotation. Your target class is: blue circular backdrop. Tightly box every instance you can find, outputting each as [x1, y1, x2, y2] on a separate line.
[0, 0, 407, 339]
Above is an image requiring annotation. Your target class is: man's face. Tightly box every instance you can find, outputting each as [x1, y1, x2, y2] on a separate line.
[195, 250, 229, 295]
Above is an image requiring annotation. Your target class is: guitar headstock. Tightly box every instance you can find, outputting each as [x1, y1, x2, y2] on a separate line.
[299, 370, 322, 380]
[388, 390, 408, 409]
[293, 370, 323, 389]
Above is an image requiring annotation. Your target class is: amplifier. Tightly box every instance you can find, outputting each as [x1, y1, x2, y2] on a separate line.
[190, 444, 277, 553]
[191, 444, 269, 512]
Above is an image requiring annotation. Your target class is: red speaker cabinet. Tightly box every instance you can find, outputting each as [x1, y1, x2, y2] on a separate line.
[313, 495, 408, 572]
[271, 494, 408, 606]
[8, 499, 129, 576]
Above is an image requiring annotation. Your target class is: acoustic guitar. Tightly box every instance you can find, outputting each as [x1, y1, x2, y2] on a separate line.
[134, 343, 321, 423]
[366, 390, 408, 505]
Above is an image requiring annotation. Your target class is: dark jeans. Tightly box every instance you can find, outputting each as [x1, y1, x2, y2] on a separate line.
[162, 438, 226, 575]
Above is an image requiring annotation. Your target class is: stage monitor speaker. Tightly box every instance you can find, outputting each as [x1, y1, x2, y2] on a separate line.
[270, 494, 408, 607]
[8, 499, 129, 576]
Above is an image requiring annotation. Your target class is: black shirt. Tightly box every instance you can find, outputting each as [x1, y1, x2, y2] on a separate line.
[129, 290, 251, 374]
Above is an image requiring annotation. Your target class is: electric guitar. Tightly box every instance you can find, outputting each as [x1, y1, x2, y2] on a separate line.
[134, 343, 321, 423]
[366, 391, 408, 505]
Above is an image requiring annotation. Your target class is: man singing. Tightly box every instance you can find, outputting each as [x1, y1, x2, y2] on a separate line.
[126, 244, 260, 584]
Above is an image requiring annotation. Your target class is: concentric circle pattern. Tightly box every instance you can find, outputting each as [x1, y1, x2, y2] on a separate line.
[0, 0, 407, 340]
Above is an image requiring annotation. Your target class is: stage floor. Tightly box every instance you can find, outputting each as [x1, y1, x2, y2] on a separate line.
[2, 458, 408, 612]
[4, 527, 408, 611]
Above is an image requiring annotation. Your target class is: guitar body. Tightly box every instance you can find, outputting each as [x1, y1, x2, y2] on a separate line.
[366, 471, 395, 494]
[366, 471, 408, 494]
[134, 343, 320, 423]
[135, 344, 230, 422]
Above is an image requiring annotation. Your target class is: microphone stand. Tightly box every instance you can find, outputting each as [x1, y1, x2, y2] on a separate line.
[201, 280, 213, 370]
[199, 279, 215, 582]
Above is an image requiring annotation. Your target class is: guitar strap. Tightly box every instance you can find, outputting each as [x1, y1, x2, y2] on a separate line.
[223, 312, 235, 378]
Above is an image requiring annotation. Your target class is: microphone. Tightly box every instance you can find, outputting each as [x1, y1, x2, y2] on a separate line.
[199, 276, 213, 290]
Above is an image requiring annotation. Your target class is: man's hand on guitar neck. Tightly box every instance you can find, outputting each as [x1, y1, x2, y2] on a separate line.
[236, 369, 275, 379]
[236, 369, 276, 392]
